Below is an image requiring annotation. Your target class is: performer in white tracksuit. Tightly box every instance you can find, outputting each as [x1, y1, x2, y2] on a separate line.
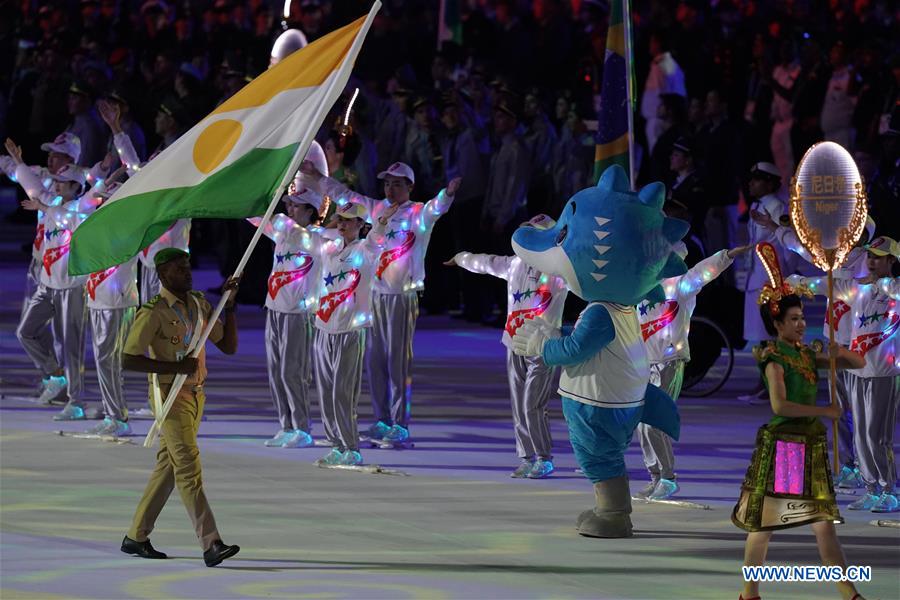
[768, 215, 876, 488]
[311, 202, 391, 467]
[447, 214, 568, 479]
[635, 244, 747, 499]
[303, 160, 461, 445]
[81, 180, 140, 437]
[789, 236, 900, 513]
[3, 133, 81, 402]
[16, 162, 106, 420]
[248, 188, 331, 449]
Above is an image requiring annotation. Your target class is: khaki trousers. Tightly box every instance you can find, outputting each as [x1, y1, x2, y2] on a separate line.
[127, 389, 219, 551]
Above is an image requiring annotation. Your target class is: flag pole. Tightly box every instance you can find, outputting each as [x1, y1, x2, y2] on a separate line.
[623, 0, 636, 190]
[143, 1, 383, 447]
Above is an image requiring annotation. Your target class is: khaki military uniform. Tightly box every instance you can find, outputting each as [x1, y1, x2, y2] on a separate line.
[124, 287, 224, 551]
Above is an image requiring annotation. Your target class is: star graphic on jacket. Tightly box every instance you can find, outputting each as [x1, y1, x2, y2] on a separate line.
[521, 289, 534, 300]
[386, 229, 397, 239]
[512, 290, 523, 303]
[639, 302, 649, 316]
[337, 270, 349, 281]
[323, 272, 336, 286]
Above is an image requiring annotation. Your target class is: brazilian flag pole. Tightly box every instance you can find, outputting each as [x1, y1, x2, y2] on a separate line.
[437, 0, 462, 49]
[593, 0, 636, 189]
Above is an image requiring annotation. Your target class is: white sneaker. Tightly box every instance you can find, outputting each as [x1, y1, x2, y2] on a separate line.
[89, 417, 132, 437]
[847, 492, 880, 510]
[510, 460, 534, 478]
[648, 478, 679, 500]
[130, 407, 155, 419]
[264, 430, 291, 447]
[281, 429, 314, 448]
[53, 403, 86, 421]
[871, 491, 899, 513]
[38, 375, 67, 405]
[634, 479, 659, 499]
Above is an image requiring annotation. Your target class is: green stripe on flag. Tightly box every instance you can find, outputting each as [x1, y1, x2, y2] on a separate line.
[69, 144, 298, 275]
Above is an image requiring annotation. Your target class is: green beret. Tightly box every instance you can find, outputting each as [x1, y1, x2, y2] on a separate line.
[153, 248, 190, 268]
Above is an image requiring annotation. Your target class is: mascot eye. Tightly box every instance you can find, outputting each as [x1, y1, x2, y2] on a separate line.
[555, 225, 568, 246]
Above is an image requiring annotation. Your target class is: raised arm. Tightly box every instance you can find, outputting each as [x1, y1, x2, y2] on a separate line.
[422, 177, 462, 227]
[674, 247, 742, 300]
[247, 213, 293, 243]
[445, 251, 513, 280]
[300, 160, 379, 215]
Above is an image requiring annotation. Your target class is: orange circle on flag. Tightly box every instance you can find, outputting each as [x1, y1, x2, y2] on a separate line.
[192, 119, 243, 174]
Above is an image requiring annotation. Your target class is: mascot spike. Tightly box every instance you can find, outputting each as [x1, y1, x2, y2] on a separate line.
[662, 216, 690, 244]
[638, 181, 666, 209]
[597, 164, 630, 193]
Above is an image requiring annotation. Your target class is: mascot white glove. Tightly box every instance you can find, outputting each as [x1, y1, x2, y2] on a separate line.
[511, 319, 561, 357]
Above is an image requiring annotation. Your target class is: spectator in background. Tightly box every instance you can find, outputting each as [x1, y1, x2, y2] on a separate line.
[522, 88, 558, 215]
[404, 94, 442, 201]
[324, 127, 361, 191]
[480, 99, 530, 324]
[697, 88, 742, 254]
[768, 41, 801, 182]
[647, 93, 689, 184]
[551, 103, 593, 212]
[820, 41, 857, 150]
[790, 39, 829, 162]
[103, 85, 147, 162]
[440, 92, 488, 322]
[666, 136, 707, 249]
[640, 30, 686, 154]
[66, 81, 108, 167]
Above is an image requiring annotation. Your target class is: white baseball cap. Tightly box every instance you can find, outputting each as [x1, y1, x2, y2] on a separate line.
[286, 187, 323, 212]
[49, 164, 87, 186]
[41, 132, 81, 164]
[334, 201, 368, 220]
[377, 162, 415, 184]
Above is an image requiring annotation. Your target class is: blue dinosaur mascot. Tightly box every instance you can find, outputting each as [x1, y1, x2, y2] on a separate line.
[511, 165, 689, 538]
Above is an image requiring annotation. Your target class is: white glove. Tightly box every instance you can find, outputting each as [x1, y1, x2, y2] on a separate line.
[511, 319, 561, 357]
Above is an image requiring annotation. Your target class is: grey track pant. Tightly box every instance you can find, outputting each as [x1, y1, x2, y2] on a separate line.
[315, 329, 365, 452]
[265, 310, 314, 432]
[367, 291, 418, 428]
[17, 285, 86, 403]
[506, 349, 555, 460]
[90, 307, 135, 421]
[846, 373, 900, 493]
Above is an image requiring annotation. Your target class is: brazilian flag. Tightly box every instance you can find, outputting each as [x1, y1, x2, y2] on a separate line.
[593, 0, 634, 184]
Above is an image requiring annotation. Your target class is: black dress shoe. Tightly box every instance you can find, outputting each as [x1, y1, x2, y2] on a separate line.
[121, 536, 167, 559]
[203, 540, 240, 567]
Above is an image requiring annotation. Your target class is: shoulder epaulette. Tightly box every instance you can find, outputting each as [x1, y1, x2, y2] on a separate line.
[189, 290, 205, 299]
[141, 294, 161, 309]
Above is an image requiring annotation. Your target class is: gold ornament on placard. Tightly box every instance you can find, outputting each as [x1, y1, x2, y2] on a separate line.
[789, 141, 868, 270]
